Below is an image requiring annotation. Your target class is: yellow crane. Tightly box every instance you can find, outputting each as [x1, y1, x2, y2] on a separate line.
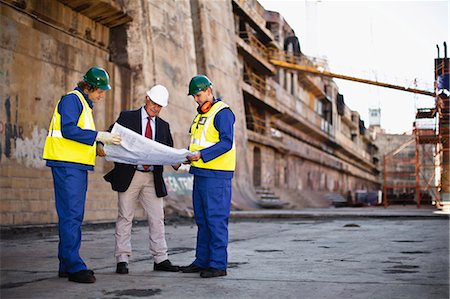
[269, 58, 435, 97]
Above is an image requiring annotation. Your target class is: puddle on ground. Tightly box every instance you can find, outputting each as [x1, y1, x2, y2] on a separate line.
[229, 238, 247, 243]
[392, 240, 424, 243]
[227, 262, 248, 268]
[388, 256, 415, 261]
[391, 265, 419, 269]
[103, 289, 162, 297]
[383, 269, 419, 274]
[384, 263, 420, 274]
[1, 277, 48, 290]
[343, 224, 360, 228]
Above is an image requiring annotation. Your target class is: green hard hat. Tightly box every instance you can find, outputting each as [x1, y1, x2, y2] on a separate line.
[83, 66, 111, 90]
[188, 75, 213, 95]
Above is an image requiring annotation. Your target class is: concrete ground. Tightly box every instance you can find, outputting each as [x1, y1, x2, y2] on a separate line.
[1, 207, 449, 299]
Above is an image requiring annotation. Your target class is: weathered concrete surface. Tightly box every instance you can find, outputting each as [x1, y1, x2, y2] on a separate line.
[0, 1, 122, 225]
[1, 208, 448, 299]
[1, 0, 390, 228]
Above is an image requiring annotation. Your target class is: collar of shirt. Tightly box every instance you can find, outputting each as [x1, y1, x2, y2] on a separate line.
[75, 87, 94, 108]
[140, 107, 155, 138]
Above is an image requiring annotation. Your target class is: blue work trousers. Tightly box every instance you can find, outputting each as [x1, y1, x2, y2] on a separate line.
[192, 176, 232, 270]
[51, 167, 88, 273]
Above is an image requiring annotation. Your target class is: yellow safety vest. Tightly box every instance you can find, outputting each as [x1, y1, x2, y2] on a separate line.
[189, 101, 236, 171]
[43, 90, 97, 166]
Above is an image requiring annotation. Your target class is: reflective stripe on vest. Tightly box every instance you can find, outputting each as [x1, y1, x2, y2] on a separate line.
[189, 101, 236, 171]
[42, 90, 97, 166]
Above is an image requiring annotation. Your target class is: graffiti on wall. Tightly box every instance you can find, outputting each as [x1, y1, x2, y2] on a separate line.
[13, 126, 47, 168]
[1, 95, 46, 168]
[1, 95, 22, 161]
[163, 172, 193, 196]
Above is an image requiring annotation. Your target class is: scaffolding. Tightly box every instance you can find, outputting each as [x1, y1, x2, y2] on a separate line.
[382, 138, 415, 206]
[381, 111, 440, 208]
[414, 108, 441, 207]
[435, 47, 450, 206]
[386, 48, 450, 209]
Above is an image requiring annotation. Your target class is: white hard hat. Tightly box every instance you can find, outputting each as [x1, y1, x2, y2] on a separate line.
[146, 84, 169, 107]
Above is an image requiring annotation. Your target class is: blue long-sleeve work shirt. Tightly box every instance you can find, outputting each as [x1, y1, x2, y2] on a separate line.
[45, 87, 98, 170]
[189, 102, 235, 179]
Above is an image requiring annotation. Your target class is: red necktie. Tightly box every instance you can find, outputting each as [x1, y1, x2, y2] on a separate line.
[143, 117, 152, 170]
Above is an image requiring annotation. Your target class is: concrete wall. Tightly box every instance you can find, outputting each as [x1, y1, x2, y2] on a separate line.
[107, 0, 201, 216]
[0, 0, 197, 225]
[0, 0, 123, 225]
[249, 136, 379, 208]
[0, 0, 256, 226]
[0, 0, 381, 226]
[189, 0, 255, 208]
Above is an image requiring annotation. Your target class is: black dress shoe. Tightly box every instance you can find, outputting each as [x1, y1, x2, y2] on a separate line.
[200, 268, 227, 278]
[179, 263, 204, 273]
[116, 262, 129, 274]
[153, 259, 179, 272]
[68, 269, 96, 283]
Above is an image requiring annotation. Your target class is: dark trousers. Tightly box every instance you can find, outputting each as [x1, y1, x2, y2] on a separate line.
[51, 167, 88, 273]
[192, 176, 232, 270]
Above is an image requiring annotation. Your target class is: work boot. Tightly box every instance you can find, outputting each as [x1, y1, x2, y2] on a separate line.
[179, 263, 204, 273]
[200, 268, 227, 278]
[68, 269, 96, 283]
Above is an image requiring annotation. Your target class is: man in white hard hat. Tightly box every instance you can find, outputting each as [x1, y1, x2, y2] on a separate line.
[103, 84, 180, 274]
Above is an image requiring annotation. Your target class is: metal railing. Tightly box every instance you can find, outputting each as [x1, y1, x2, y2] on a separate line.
[239, 29, 269, 61]
[243, 66, 276, 98]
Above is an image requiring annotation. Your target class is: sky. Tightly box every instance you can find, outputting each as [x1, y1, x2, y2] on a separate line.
[259, 0, 449, 134]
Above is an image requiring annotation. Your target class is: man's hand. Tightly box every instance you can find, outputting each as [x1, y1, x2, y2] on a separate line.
[96, 143, 106, 157]
[96, 131, 121, 145]
[186, 151, 201, 162]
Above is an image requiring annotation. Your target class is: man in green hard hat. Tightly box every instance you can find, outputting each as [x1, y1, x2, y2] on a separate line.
[43, 66, 121, 283]
[180, 75, 236, 278]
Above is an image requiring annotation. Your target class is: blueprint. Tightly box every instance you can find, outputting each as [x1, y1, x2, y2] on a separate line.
[104, 123, 192, 165]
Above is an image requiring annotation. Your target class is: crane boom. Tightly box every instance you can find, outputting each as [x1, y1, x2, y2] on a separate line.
[270, 59, 435, 97]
